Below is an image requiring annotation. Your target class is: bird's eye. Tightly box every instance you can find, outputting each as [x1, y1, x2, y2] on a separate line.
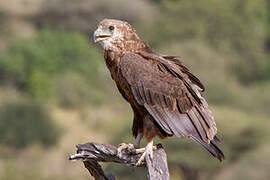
[108, 26, 114, 31]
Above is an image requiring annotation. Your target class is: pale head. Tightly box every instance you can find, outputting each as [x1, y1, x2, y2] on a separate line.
[93, 19, 143, 51]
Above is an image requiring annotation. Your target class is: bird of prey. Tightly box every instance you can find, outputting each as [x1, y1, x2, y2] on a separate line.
[93, 19, 225, 164]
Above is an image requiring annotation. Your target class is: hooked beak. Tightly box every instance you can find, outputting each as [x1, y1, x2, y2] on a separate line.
[93, 28, 112, 43]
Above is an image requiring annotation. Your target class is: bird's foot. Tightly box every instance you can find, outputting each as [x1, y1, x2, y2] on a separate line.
[136, 150, 147, 166]
[135, 141, 156, 166]
[117, 141, 157, 166]
[117, 143, 136, 154]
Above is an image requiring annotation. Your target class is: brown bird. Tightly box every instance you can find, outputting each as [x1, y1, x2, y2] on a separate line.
[93, 19, 225, 164]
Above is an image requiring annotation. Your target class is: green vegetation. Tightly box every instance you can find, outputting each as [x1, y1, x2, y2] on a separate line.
[0, 0, 270, 179]
[145, 0, 268, 84]
[0, 30, 105, 107]
[0, 100, 61, 149]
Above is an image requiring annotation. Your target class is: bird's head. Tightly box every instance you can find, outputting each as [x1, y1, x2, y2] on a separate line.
[93, 19, 143, 51]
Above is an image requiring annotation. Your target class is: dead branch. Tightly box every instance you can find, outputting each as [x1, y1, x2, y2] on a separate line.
[69, 142, 170, 180]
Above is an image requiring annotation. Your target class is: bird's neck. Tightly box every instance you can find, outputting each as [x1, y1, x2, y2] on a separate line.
[104, 50, 121, 68]
[104, 39, 146, 62]
[104, 36, 146, 52]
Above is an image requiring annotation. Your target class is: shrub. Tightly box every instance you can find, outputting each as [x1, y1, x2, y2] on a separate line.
[0, 100, 61, 149]
[145, 0, 268, 84]
[0, 30, 105, 105]
[53, 72, 104, 108]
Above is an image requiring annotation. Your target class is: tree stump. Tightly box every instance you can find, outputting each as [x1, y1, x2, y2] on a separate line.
[69, 142, 170, 180]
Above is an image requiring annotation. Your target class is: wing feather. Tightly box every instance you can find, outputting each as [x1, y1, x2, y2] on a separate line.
[120, 52, 218, 146]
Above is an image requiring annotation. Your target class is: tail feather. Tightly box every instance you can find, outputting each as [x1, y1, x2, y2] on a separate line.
[213, 136, 221, 144]
[190, 135, 225, 162]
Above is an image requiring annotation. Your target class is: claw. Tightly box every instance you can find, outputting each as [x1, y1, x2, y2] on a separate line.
[135, 140, 156, 166]
[136, 151, 147, 166]
[117, 143, 135, 153]
[118, 138, 157, 166]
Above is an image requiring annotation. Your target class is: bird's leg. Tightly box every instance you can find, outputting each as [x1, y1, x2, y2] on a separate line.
[136, 140, 155, 166]
[117, 133, 143, 153]
[134, 133, 143, 149]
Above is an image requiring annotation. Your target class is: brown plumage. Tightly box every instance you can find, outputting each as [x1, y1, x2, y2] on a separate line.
[94, 19, 225, 161]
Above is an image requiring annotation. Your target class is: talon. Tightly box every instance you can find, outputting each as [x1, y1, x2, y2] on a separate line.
[117, 143, 127, 153]
[136, 151, 147, 166]
[135, 140, 156, 166]
[117, 143, 135, 153]
[118, 141, 157, 166]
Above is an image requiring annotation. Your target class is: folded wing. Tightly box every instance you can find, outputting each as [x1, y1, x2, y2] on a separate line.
[120, 52, 225, 161]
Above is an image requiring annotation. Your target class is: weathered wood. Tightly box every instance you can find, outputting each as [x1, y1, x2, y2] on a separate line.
[69, 142, 170, 180]
[146, 144, 170, 180]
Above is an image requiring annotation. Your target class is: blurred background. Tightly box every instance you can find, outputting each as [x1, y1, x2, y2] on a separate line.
[0, 0, 270, 179]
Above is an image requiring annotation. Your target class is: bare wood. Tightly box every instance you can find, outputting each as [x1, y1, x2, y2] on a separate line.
[69, 142, 170, 180]
[146, 145, 170, 180]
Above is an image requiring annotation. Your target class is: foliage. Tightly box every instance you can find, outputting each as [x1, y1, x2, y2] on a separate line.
[143, 0, 269, 84]
[53, 72, 104, 108]
[0, 100, 61, 149]
[260, 60, 270, 81]
[32, 0, 157, 33]
[0, 30, 105, 106]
